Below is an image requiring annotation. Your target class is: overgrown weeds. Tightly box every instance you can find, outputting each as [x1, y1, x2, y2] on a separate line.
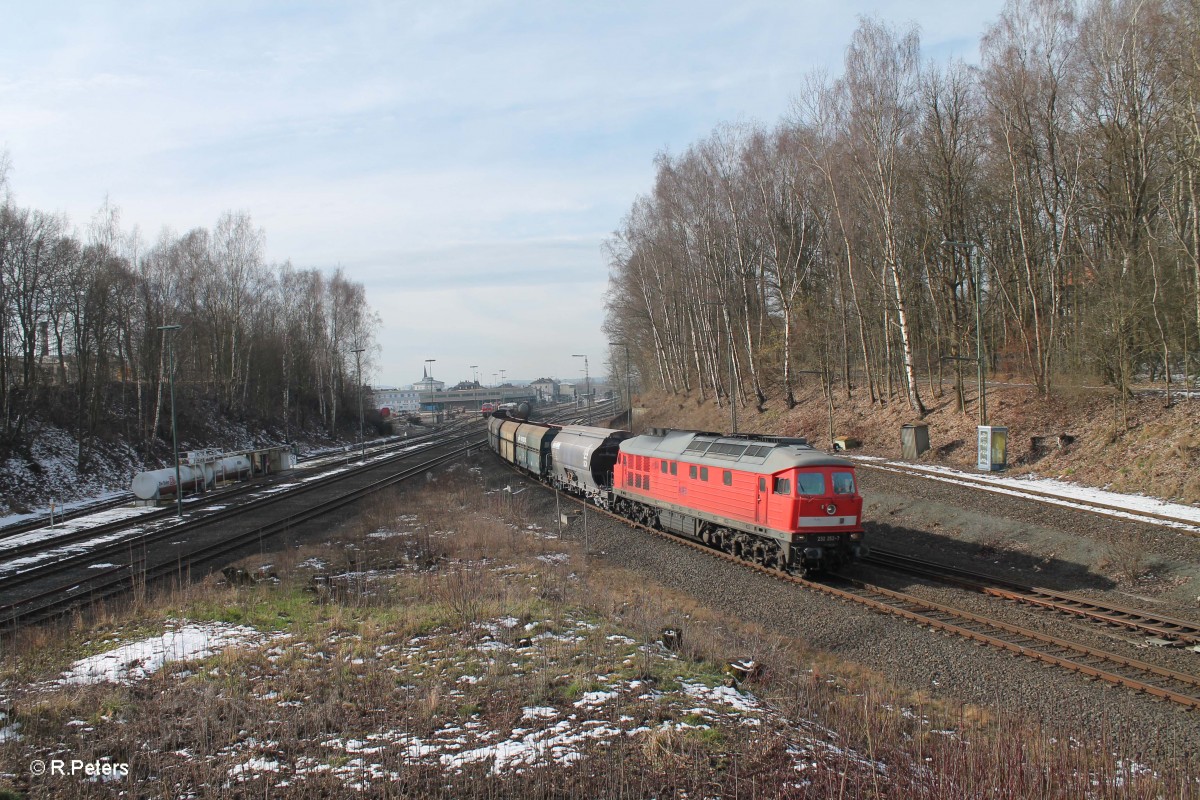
[0, 457, 1192, 797]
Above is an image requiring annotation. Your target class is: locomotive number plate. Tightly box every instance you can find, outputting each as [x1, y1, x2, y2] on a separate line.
[813, 535, 841, 544]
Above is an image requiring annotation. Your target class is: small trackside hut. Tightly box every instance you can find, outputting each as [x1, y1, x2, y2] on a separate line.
[612, 429, 866, 574]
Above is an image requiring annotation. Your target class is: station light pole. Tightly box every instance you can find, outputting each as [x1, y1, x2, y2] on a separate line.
[470, 365, 479, 410]
[942, 240, 987, 426]
[157, 324, 183, 517]
[424, 358, 436, 421]
[352, 347, 366, 461]
[572, 354, 590, 417]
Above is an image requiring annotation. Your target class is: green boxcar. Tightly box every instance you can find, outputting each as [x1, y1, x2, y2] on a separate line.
[514, 421, 558, 478]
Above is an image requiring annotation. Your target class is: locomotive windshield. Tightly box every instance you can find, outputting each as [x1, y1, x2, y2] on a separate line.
[832, 471, 856, 495]
[797, 474, 825, 495]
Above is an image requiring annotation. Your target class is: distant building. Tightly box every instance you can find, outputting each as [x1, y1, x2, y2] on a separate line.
[530, 377, 559, 402]
[372, 386, 421, 414]
[559, 382, 577, 400]
[411, 365, 445, 394]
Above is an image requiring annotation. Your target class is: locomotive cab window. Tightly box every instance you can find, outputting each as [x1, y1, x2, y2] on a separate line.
[670, 462, 677, 475]
[833, 471, 856, 495]
[699, 467, 709, 481]
[722, 470, 732, 486]
[661, 461, 667, 473]
[758, 477, 766, 491]
[797, 473, 825, 496]
[689, 465, 697, 479]
[772, 477, 791, 495]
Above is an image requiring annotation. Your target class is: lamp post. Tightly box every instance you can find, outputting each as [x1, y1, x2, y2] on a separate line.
[572, 354, 590, 417]
[424, 359, 436, 421]
[157, 324, 183, 517]
[470, 365, 479, 410]
[942, 240, 986, 426]
[352, 347, 366, 461]
[610, 342, 631, 427]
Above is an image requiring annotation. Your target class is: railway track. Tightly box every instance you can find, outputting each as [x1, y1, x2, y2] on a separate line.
[0, 425, 468, 567]
[865, 549, 1200, 649]
[1, 429, 486, 630]
[508, 464, 1200, 711]
[855, 459, 1200, 533]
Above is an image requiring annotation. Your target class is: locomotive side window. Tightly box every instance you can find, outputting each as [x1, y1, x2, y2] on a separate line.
[670, 462, 677, 475]
[722, 470, 732, 485]
[759, 477, 766, 491]
[661, 461, 667, 473]
[833, 471, 856, 494]
[689, 465, 697, 479]
[700, 467, 709, 481]
[797, 473, 825, 495]
[773, 477, 791, 495]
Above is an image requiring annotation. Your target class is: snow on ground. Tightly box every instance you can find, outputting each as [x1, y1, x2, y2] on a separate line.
[0, 427, 142, 518]
[4, 603, 891, 791]
[0, 439, 447, 576]
[854, 455, 1200, 532]
[57, 622, 272, 685]
[206, 612, 887, 787]
[0, 505, 161, 554]
[0, 489, 132, 531]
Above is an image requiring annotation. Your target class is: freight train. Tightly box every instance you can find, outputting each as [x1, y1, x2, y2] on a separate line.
[486, 412, 866, 574]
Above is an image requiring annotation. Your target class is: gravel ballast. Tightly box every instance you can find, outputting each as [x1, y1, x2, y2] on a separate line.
[480, 452, 1200, 765]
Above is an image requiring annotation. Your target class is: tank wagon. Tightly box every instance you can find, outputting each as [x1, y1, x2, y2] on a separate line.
[486, 413, 866, 574]
[131, 446, 296, 504]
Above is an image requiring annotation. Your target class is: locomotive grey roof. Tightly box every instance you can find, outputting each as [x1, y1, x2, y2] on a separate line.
[620, 429, 854, 474]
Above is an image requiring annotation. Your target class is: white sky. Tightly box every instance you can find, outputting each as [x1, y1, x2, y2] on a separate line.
[0, 0, 1003, 388]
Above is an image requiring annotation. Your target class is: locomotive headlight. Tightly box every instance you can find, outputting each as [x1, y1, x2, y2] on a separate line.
[849, 532, 862, 540]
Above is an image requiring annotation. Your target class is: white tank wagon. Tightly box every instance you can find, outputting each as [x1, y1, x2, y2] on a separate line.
[131, 464, 214, 502]
[212, 455, 252, 483]
[130, 445, 296, 505]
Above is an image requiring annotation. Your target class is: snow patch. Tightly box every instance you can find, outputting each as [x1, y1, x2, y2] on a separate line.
[58, 623, 269, 685]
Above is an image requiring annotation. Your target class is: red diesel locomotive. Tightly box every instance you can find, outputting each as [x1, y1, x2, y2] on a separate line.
[611, 428, 865, 573]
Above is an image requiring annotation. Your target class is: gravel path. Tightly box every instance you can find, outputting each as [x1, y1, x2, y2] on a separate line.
[479, 453, 1200, 765]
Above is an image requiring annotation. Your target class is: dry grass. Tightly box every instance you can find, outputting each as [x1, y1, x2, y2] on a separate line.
[0, 460, 1193, 798]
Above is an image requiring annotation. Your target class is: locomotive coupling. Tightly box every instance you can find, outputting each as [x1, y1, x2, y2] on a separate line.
[801, 547, 824, 563]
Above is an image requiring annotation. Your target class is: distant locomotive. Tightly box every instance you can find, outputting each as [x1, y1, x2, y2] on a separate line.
[486, 413, 865, 574]
[481, 402, 496, 417]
